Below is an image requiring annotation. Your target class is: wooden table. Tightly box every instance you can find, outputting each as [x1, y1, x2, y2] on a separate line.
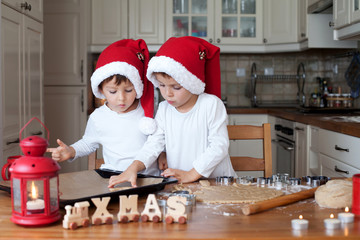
[0, 183, 360, 240]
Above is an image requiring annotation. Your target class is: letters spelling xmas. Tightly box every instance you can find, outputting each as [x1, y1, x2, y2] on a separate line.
[63, 193, 189, 228]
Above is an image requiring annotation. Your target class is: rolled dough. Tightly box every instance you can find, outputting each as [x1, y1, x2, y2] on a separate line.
[194, 183, 284, 204]
[315, 179, 352, 209]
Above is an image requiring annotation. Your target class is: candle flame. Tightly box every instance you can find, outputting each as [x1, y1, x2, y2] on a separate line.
[31, 181, 38, 200]
[345, 207, 349, 213]
[330, 214, 334, 219]
[299, 215, 303, 220]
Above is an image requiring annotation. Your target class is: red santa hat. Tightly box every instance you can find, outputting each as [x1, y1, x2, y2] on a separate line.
[91, 39, 156, 135]
[146, 36, 221, 98]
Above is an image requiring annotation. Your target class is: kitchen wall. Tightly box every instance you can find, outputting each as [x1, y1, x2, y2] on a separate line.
[220, 48, 360, 108]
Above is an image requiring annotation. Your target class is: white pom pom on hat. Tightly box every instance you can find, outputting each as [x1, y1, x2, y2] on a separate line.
[91, 39, 157, 135]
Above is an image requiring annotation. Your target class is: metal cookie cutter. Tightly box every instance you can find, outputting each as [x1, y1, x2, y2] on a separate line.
[169, 192, 196, 214]
[215, 176, 235, 185]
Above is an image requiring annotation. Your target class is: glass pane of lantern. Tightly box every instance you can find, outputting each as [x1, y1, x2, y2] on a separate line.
[26, 180, 45, 214]
[50, 177, 59, 212]
[13, 178, 21, 213]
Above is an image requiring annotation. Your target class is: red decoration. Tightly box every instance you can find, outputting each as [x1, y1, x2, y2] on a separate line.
[9, 117, 61, 226]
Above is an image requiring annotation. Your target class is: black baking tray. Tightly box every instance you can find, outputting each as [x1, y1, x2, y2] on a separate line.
[0, 169, 177, 207]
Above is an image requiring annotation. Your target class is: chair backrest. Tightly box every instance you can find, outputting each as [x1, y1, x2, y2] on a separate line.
[88, 151, 104, 170]
[227, 123, 272, 178]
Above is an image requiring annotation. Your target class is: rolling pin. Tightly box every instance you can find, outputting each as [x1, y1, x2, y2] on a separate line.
[242, 186, 318, 216]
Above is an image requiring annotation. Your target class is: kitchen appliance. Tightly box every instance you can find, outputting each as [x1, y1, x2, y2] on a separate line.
[273, 118, 296, 177]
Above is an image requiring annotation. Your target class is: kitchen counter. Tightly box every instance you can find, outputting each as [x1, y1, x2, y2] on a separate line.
[0, 182, 359, 240]
[227, 107, 360, 138]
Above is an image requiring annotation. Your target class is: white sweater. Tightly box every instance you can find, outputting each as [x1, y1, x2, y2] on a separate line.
[136, 93, 236, 178]
[70, 102, 160, 176]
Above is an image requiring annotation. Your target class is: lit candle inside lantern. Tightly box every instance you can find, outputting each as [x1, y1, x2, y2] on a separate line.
[338, 207, 355, 223]
[26, 181, 45, 211]
[324, 214, 341, 229]
[291, 215, 309, 230]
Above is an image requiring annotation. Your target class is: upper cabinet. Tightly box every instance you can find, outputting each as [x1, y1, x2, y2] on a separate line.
[2, 0, 43, 22]
[165, 0, 263, 45]
[333, 0, 360, 40]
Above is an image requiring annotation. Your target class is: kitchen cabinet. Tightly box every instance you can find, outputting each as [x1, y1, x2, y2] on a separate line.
[44, 86, 88, 173]
[43, 0, 89, 173]
[166, 0, 263, 45]
[308, 125, 320, 175]
[333, 0, 360, 40]
[294, 122, 308, 177]
[319, 128, 360, 177]
[2, 0, 43, 22]
[1, 3, 43, 167]
[228, 114, 268, 177]
[263, 0, 306, 44]
[91, 0, 165, 48]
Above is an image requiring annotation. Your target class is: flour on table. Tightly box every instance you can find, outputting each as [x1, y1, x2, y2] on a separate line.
[315, 179, 352, 209]
[194, 183, 284, 204]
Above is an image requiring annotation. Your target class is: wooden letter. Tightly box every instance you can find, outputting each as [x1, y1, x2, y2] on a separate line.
[118, 194, 140, 222]
[140, 194, 162, 222]
[91, 197, 113, 225]
[165, 196, 187, 224]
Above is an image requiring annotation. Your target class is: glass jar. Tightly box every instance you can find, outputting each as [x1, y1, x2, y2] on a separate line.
[334, 94, 341, 108]
[327, 93, 334, 108]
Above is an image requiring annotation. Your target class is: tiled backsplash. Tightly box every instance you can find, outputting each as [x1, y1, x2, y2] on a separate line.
[220, 48, 360, 108]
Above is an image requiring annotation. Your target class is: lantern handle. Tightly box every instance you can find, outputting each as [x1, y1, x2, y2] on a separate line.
[19, 117, 50, 141]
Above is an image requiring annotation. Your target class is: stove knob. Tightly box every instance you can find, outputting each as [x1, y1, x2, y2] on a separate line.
[275, 124, 282, 131]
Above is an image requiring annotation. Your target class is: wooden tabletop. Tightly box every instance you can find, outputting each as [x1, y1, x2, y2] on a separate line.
[0, 183, 360, 240]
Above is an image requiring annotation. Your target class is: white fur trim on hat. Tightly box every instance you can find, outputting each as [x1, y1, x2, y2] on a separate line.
[138, 117, 157, 135]
[91, 61, 144, 99]
[146, 56, 205, 95]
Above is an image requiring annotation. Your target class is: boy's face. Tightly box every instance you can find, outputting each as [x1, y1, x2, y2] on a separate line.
[100, 76, 138, 114]
[155, 73, 198, 113]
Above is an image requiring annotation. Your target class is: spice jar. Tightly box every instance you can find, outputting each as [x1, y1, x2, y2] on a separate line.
[334, 94, 341, 108]
[327, 93, 334, 108]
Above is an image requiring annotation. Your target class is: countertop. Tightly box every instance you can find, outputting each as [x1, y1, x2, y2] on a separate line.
[0, 181, 359, 240]
[227, 107, 360, 138]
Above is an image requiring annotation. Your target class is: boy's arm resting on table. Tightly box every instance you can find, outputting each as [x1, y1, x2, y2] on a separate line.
[161, 168, 202, 183]
[108, 160, 146, 188]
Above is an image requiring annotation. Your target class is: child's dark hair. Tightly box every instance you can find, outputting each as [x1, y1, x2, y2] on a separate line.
[98, 74, 129, 91]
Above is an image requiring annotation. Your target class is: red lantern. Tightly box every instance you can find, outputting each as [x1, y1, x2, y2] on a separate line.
[9, 117, 61, 226]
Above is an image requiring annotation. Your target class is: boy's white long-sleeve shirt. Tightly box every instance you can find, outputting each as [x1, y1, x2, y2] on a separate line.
[70, 102, 160, 176]
[135, 93, 236, 178]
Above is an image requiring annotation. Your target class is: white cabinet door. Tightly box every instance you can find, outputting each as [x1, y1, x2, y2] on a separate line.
[91, 0, 128, 45]
[44, 0, 87, 86]
[129, 0, 165, 44]
[44, 86, 88, 173]
[294, 122, 307, 177]
[308, 125, 320, 175]
[320, 153, 359, 178]
[263, 0, 298, 44]
[23, 15, 44, 138]
[334, 0, 351, 29]
[1, 5, 22, 151]
[351, 0, 360, 22]
[2, 0, 43, 22]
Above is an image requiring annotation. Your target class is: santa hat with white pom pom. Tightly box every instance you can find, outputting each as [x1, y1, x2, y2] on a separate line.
[90, 39, 156, 135]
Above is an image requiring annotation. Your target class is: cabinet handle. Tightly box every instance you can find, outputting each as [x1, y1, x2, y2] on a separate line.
[80, 60, 84, 83]
[21, 2, 31, 11]
[216, 38, 221, 44]
[6, 138, 20, 145]
[301, 33, 306, 37]
[209, 38, 213, 43]
[81, 89, 84, 112]
[329, 21, 334, 27]
[295, 127, 304, 131]
[263, 38, 267, 43]
[334, 144, 349, 152]
[334, 165, 349, 175]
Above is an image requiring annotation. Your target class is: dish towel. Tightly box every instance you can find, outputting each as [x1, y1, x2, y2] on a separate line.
[345, 52, 360, 98]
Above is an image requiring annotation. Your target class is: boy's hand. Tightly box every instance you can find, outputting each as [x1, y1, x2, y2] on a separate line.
[161, 168, 202, 183]
[157, 152, 168, 171]
[108, 160, 145, 188]
[46, 139, 75, 162]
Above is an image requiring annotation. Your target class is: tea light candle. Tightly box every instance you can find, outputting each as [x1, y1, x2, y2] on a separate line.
[26, 199, 45, 210]
[324, 214, 340, 229]
[338, 207, 355, 223]
[291, 215, 309, 230]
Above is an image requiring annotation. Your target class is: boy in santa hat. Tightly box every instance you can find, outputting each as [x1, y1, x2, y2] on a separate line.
[109, 36, 236, 188]
[47, 39, 159, 177]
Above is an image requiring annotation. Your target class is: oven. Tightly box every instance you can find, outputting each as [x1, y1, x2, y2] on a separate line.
[273, 118, 296, 177]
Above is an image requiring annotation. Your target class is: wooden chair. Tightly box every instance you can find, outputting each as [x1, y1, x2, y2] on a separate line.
[227, 123, 272, 178]
[88, 151, 104, 170]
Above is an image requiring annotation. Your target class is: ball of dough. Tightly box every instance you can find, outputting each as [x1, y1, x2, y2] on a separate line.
[315, 180, 352, 209]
